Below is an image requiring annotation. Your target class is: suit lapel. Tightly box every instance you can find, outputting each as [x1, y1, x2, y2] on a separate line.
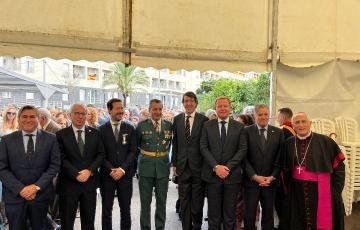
[212, 119, 222, 147]
[264, 126, 274, 152]
[105, 121, 117, 143]
[177, 114, 186, 142]
[224, 119, 234, 147]
[190, 113, 201, 142]
[119, 122, 128, 144]
[67, 126, 82, 158]
[32, 129, 43, 163]
[252, 125, 264, 153]
[83, 126, 92, 157]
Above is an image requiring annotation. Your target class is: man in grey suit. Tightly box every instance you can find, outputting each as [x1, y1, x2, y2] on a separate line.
[243, 104, 284, 230]
[0, 105, 60, 230]
[200, 96, 247, 230]
[38, 108, 61, 134]
[172, 91, 208, 230]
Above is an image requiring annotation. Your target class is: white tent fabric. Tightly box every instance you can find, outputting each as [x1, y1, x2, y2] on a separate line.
[276, 60, 360, 123]
[3, 0, 360, 71]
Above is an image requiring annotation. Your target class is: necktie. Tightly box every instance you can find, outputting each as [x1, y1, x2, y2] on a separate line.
[220, 120, 227, 146]
[185, 115, 191, 143]
[26, 134, 34, 155]
[260, 128, 266, 149]
[77, 130, 84, 156]
[154, 121, 160, 133]
[114, 124, 119, 141]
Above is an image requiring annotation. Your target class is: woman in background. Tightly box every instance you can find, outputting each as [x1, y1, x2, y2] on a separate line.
[86, 106, 99, 128]
[0, 105, 18, 136]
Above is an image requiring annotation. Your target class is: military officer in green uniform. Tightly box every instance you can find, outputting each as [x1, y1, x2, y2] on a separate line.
[136, 99, 172, 230]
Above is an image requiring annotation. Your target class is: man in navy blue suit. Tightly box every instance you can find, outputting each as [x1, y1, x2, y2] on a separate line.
[99, 98, 137, 230]
[0, 105, 60, 230]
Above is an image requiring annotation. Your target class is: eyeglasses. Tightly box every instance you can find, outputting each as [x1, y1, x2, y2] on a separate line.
[7, 112, 16, 116]
[73, 112, 87, 116]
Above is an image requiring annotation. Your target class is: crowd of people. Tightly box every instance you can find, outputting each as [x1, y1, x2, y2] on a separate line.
[0, 92, 346, 230]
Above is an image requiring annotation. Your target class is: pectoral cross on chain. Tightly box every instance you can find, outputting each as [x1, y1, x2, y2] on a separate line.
[296, 166, 303, 174]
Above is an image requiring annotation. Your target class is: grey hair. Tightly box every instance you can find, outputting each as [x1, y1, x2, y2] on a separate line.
[70, 103, 87, 113]
[38, 108, 52, 120]
[254, 104, 269, 114]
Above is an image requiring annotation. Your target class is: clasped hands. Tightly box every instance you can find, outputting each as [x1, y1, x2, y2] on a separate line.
[110, 168, 124, 181]
[253, 175, 275, 186]
[76, 169, 92, 182]
[19, 184, 38, 201]
[215, 165, 230, 179]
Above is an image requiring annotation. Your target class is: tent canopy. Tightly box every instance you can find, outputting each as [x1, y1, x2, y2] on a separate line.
[2, 0, 360, 71]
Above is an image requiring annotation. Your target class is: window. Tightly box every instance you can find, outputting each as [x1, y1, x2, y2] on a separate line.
[1, 92, 11, 98]
[79, 89, 85, 101]
[62, 63, 70, 78]
[62, 94, 69, 101]
[26, 58, 35, 73]
[26, 92, 34, 100]
[73, 65, 86, 79]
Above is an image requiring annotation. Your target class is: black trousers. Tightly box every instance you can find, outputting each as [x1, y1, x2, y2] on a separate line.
[5, 200, 48, 230]
[207, 183, 240, 230]
[244, 185, 275, 230]
[100, 176, 133, 230]
[59, 190, 97, 230]
[178, 168, 205, 230]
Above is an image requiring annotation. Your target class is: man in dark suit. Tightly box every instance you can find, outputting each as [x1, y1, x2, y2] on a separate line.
[0, 105, 60, 230]
[56, 103, 105, 230]
[172, 91, 208, 230]
[243, 104, 284, 230]
[99, 98, 137, 230]
[38, 108, 61, 134]
[200, 96, 247, 230]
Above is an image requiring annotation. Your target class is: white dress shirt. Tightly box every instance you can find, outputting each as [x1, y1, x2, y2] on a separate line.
[217, 117, 230, 135]
[22, 129, 38, 152]
[184, 111, 196, 134]
[256, 124, 269, 139]
[110, 120, 121, 135]
[72, 125, 85, 143]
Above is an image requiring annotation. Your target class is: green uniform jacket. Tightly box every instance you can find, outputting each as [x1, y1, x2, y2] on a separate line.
[136, 118, 172, 178]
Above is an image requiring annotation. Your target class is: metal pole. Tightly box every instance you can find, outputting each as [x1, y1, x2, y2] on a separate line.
[43, 59, 48, 108]
[270, 0, 279, 123]
[158, 70, 161, 99]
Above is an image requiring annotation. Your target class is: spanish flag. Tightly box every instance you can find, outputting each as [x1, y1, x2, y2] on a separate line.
[87, 74, 97, 80]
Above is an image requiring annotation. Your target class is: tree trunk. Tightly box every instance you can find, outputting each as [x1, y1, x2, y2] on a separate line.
[123, 93, 128, 107]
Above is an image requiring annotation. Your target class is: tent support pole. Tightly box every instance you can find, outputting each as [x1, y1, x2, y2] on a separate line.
[123, 0, 133, 66]
[270, 0, 279, 123]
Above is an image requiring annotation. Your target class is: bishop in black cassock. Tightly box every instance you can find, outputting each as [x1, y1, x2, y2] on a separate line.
[281, 112, 345, 230]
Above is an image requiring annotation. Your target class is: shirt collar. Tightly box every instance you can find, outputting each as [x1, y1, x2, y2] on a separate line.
[297, 131, 312, 140]
[110, 119, 121, 126]
[72, 125, 85, 133]
[22, 129, 38, 136]
[151, 118, 161, 125]
[256, 124, 269, 131]
[218, 117, 230, 123]
[185, 111, 196, 118]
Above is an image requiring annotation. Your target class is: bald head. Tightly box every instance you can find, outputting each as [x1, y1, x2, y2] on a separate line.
[292, 112, 312, 137]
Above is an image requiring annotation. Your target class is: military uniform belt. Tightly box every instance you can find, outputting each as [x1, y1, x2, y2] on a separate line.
[141, 149, 167, 157]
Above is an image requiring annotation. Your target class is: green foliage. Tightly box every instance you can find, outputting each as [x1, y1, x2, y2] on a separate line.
[197, 73, 270, 113]
[103, 62, 149, 107]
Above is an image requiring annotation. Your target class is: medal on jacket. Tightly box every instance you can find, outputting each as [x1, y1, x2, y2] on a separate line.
[122, 134, 128, 145]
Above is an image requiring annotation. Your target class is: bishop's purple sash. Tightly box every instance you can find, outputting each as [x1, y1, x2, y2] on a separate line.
[292, 166, 332, 230]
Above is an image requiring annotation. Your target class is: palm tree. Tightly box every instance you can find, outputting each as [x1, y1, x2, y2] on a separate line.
[104, 62, 149, 107]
